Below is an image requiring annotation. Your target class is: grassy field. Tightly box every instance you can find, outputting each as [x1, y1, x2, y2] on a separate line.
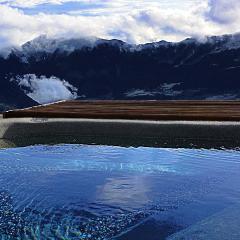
[3, 100, 240, 121]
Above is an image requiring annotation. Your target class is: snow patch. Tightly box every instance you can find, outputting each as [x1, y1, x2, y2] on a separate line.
[125, 89, 155, 97]
[205, 94, 238, 100]
[225, 66, 240, 70]
[125, 83, 182, 98]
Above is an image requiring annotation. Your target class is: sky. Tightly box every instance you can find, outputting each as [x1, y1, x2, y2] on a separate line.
[0, 0, 240, 49]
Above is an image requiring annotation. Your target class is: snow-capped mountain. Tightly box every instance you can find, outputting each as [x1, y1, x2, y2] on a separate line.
[12, 35, 132, 62]
[1, 33, 240, 110]
[22, 35, 97, 53]
[14, 33, 240, 56]
[8, 33, 240, 65]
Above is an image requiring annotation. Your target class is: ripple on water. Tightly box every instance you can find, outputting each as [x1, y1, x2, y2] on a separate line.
[0, 144, 240, 239]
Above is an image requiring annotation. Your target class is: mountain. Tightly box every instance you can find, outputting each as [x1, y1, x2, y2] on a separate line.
[1, 33, 240, 110]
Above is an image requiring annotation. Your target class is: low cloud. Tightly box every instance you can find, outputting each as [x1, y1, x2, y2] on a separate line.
[14, 74, 78, 104]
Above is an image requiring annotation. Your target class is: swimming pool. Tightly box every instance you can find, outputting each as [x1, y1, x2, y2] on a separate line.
[0, 144, 240, 239]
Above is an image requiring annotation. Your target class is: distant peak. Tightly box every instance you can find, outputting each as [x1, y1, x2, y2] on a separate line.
[22, 35, 98, 54]
[6, 32, 240, 62]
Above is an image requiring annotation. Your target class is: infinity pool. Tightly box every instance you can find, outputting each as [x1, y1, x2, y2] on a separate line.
[0, 144, 240, 239]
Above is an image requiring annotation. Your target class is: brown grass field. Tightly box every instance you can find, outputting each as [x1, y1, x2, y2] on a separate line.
[3, 100, 240, 121]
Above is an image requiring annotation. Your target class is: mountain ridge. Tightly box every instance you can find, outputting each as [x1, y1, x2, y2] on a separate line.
[1, 33, 240, 110]
[9, 33, 240, 58]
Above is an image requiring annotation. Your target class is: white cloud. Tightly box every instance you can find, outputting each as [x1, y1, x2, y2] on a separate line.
[0, 5, 101, 48]
[0, 0, 198, 9]
[0, 0, 240, 49]
[0, 0, 67, 8]
[207, 0, 240, 24]
[15, 74, 78, 104]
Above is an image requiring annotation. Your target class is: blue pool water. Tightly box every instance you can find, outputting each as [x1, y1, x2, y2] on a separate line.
[0, 144, 240, 239]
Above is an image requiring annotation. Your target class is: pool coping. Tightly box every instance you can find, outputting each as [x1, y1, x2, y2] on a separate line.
[1, 115, 240, 148]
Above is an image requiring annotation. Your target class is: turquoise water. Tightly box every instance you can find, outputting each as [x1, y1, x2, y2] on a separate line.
[0, 144, 240, 239]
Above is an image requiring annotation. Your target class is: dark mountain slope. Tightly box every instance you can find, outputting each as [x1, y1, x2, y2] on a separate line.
[0, 56, 37, 111]
[1, 34, 240, 110]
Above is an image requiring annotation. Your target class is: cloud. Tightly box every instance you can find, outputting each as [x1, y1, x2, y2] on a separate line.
[207, 0, 240, 24]
[14, 74, 78, 104]
[0, 0, 68, 8]
[0, 4, 104, 48]
[0, 0, 197, 9]
[0, 0, 240, 50]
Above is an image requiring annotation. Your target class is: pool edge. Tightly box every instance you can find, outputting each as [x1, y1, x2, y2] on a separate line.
[1, 115, 240, 148]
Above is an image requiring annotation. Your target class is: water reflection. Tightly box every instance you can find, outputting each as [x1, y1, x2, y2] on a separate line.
[0, 145, 239, 239]
[97, 176, 150, 208]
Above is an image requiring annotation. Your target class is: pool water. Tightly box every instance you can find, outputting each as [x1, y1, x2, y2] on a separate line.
[0, 144, 240, 239]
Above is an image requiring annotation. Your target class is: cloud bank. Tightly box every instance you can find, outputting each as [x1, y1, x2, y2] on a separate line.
[15, 74, 78, 104]
[0, 0, 240, 49]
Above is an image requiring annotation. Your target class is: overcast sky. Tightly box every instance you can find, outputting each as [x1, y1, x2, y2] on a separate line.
[0, 0, 239, 48]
